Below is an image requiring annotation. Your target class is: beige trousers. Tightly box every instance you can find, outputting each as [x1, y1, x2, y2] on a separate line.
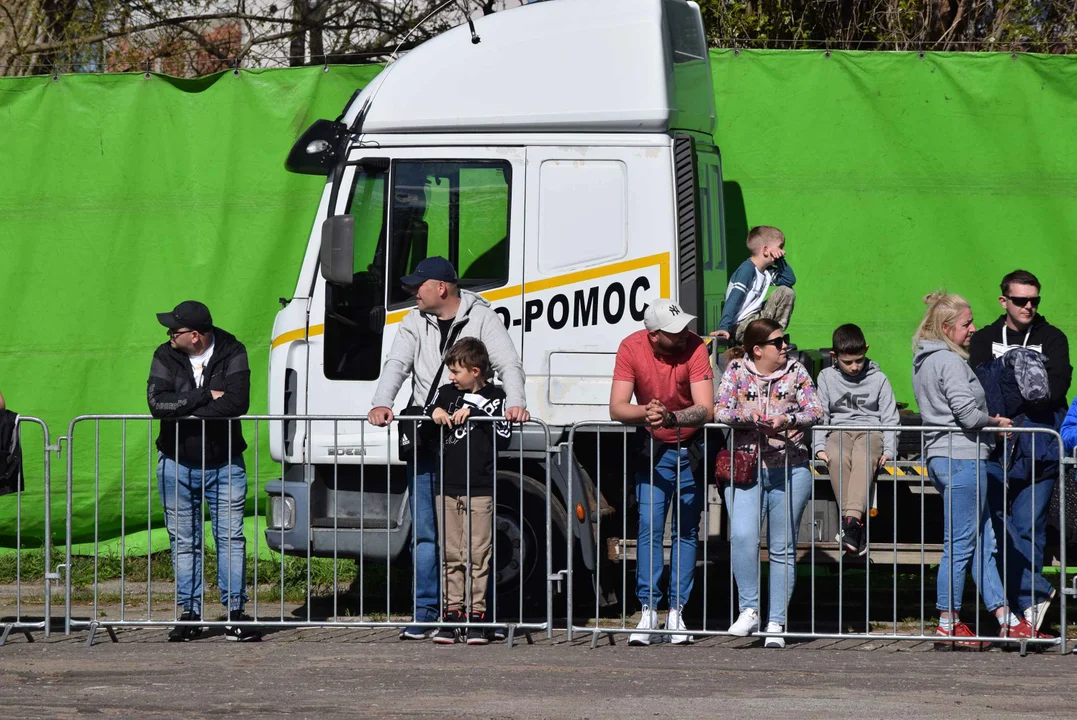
[437, 494, 493, 614]
[824, 431, 883, 519]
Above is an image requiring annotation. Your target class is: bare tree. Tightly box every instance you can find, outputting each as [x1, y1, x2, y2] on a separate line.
[0, 1, 516, 77]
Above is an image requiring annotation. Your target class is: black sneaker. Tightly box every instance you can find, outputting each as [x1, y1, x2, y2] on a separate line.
[224, 610, 262, 642]
[465, 612, 494, 645]
[167, 611, 202, 642]
[432, 610, 463, 645]
[837, 516, 864, 555]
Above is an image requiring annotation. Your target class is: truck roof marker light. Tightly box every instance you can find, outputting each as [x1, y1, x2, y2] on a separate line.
[576, 503, 586, 523]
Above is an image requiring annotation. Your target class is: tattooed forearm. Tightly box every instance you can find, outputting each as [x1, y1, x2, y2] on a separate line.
[671, 404, 709, 428]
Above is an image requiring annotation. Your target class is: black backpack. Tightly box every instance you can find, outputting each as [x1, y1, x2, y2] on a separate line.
[0, 409, 23, 496]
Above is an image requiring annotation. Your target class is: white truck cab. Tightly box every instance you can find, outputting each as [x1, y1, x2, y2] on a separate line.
[265, 0, 728, 609]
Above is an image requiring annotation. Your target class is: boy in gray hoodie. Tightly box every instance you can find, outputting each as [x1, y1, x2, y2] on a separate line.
[814, 324, 900, 555]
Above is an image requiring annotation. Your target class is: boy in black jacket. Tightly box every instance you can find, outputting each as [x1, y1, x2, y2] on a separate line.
[425, 338, 511, 645]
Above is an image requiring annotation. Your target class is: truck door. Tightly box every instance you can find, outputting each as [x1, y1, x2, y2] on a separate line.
[306, 147, 526, 464]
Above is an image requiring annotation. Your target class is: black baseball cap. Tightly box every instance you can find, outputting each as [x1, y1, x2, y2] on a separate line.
[156, 300, 213, 332]
[400, 256, 458, 287]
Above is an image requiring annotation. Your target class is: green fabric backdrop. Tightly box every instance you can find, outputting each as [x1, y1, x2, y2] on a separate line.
[1, 51, 1074, 550]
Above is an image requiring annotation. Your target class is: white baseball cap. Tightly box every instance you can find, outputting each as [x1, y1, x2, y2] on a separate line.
[643, 298, 695, 333]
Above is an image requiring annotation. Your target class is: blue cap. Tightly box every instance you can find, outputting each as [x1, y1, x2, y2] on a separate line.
[400, 256, 458, 286]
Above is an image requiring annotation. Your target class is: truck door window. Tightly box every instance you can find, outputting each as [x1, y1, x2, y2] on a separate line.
[388, 161, 511, 306]
[323, 166, 389, 381]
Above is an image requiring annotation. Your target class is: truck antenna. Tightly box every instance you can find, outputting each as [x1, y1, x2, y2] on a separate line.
[391, 0, 463, 61]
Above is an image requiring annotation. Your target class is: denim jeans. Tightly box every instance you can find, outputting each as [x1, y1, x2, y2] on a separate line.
[156, 452, 248, 615]
[985, 461, 1057, 612]
[926, 457, 1006, 614]
[636, 447, 703, 610]
[408, 455, 441, 623]
[724, 463, 812, 627]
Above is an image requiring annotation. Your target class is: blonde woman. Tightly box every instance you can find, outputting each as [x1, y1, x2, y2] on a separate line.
[912, 290, 1039, 649]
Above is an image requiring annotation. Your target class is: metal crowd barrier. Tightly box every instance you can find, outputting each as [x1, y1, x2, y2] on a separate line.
[0, 416, 60, 645]
[62, 414, 554, 646]
[567, 422, 1069, 655]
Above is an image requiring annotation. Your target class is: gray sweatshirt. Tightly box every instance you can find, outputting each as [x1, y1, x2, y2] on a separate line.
[812, 361, 900, 458]
[912, 340, 993, 460]
[371, 290, 527, 410]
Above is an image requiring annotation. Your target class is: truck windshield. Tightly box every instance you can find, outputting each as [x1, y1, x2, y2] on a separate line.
[387, 160, 511, 307]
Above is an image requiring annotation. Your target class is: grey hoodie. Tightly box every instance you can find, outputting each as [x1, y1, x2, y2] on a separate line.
[371, 290, 526, 411]
[812, 361, 900, 458]
[912, 339, 993, 460]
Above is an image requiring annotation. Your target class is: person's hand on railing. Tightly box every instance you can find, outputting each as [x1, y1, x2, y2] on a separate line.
[990, 415, 1013, 428]
[431, 407, 453, 428]
[450, 406, 471, 427]
[645, 399, 668, 429]
[816, 450, 830, 464]
[504, 406, 530, 423]
[367, 406, 394, 426]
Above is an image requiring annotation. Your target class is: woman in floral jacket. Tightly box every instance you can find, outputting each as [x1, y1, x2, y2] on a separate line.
[714, 318, 822, 648]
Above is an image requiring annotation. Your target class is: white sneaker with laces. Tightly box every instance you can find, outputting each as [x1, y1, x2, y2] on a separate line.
[629, 606, 659, 646]
[763, 622, 785, 648]
[665, 607, 693, 645]
[1024, 588, 1056, 632]
[728, 608, 760, 637]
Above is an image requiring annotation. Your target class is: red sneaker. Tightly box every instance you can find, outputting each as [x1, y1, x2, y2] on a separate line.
[1000, 618, 1054, 651]
[934, 621, 990, 651]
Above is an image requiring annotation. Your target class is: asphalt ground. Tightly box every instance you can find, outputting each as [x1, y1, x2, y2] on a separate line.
[2, 622, 1076, 719]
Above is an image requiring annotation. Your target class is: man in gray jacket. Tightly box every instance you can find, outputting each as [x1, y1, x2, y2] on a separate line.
[367, 256, 528, 639]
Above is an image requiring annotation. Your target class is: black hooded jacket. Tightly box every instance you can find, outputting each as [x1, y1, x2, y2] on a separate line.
[147, 328, 249, 465]
[968, 314, 1072, 410]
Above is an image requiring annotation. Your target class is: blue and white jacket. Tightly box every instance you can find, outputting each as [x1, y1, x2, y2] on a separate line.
[717, 258, 796, 333]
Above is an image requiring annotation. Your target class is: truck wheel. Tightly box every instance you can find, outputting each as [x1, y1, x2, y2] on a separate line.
[489, 470, 568, 622]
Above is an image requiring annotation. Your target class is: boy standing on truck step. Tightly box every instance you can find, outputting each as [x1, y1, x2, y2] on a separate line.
[425, 338, 511, 645]
[710, 226, 795, 344]
[609, 299, 714, 646]
[812, 324, 900, 556]
[367, 256, 528, 640]
[147, 301, 261, 642]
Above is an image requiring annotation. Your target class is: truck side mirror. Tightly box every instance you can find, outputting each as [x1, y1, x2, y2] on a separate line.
[320, 215, 355, 286]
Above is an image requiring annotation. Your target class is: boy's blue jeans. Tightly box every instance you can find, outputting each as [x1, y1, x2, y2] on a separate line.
[636, 447, 702, 610]
[985, 461, 1056, 613]
[724, 463, 812, 627]
[926, 458, 1006, 614]
[156, 453, 248, 616]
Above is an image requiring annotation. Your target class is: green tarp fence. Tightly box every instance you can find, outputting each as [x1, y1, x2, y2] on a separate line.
[1, 50, 1075, 552]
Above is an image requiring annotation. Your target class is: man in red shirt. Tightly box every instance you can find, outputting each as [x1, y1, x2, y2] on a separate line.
[609, 299, 714, 646]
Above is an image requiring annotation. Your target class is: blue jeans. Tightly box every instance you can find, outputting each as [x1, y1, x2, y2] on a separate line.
[408, 455, 440, 622]
[156, 453, 248, 615]
[926, 458, 1006, 614]
[986, 461, 1056, 612]
[636, 447, 702, 610]
[724, 463, 812, 626]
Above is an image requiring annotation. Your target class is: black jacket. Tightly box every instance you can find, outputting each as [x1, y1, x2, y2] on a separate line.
[147, 328, 249, 466]
[424, 383, 511, 495]
[969, 314, 1072, 410]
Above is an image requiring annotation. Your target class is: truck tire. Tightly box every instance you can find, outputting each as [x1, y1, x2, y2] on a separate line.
[488, 470, 568, 622]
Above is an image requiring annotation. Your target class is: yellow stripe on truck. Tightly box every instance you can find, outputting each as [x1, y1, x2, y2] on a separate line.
[270, 253, 670, 349]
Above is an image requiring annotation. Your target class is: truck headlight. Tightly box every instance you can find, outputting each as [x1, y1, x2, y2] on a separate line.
[267, 495, 296, 530]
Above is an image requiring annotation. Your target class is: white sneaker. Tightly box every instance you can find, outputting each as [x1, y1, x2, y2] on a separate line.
[1024, 588, 1056, 632]
[629, 606, 659, 646]
[728, 608, 760, 637]
[665, 607, 693, 645]
[763, 622, 785, 648]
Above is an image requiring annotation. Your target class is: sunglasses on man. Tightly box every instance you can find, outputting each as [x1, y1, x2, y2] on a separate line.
[167, 328, 198, 339]
[1005, 295, 1041, 308]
